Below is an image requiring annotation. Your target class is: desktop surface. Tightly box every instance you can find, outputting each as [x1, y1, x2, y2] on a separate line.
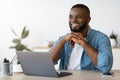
[0, 70, 120, 80]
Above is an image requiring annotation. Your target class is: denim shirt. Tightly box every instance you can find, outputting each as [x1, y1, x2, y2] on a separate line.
[53, 27, 113, 73]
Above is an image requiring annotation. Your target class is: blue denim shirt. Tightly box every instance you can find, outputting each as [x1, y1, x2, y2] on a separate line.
[53, 27, 113, 73]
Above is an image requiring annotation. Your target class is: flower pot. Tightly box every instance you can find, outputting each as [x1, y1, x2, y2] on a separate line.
[13, 64, 23, 73]
[110, 39, 116, 47]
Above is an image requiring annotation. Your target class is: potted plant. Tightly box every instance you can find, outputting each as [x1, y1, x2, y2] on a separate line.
[10, 26, 31, 51]
[110, 31, 118, 47]
[10, 26, 31, 72]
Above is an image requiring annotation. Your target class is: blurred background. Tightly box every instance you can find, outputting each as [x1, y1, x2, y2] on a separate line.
[0, 0, 120, 69]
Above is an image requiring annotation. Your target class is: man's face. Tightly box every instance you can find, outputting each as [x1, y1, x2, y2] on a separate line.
[69, 8, 90, 32]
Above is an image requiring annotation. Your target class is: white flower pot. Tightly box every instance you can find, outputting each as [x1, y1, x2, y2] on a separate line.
[13, 64, 23, 73]
[110, 39, 116, 47]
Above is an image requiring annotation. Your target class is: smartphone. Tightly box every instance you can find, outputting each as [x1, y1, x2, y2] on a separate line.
[102, 72, 114, 77]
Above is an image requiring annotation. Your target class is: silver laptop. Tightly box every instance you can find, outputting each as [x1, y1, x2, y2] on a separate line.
[16, 51, 72, 77]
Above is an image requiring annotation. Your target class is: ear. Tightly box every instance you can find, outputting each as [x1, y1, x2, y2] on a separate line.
[87, 16, 91, 23]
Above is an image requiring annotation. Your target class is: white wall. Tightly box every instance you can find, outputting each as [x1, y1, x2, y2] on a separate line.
[0, 0, 120, 68]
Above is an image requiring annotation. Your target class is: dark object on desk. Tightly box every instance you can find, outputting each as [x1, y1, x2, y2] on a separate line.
[3, 58, 9, 63]
[16, 51, 72, 77]
[2, 58, 12, 76]
[57, 72, 72, 77]
[102, 72, 114, 77]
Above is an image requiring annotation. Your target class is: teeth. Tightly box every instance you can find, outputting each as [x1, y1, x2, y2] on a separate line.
[72, 23, 79, 28]
[72, 23, 78, 26]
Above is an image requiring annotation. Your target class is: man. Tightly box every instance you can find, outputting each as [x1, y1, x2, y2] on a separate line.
[50, 4, 113, 73]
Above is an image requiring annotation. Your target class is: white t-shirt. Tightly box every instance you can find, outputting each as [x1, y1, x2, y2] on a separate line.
[68, 43, 83, 70]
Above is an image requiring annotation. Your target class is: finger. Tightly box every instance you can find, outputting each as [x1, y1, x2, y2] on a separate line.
[64, 33, 72, 41]
[69, 40, 75, 48]
[71, 37, 78, 43]
[71, 32, 83, 38]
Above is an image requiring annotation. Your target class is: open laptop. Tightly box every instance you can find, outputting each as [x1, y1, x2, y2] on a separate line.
[16, 51, 72, 77]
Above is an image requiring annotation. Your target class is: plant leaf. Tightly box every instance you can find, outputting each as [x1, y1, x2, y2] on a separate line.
[21, 26, 26, 38]
[12, 39, 21, 44]
[15, 44, 25, 51]
[21, 30, 29, 39]
[24, 46, 31, 51]
[11, 28, 18, 37]
[9, 46, 15, 48]
[21, 26, 29, 39]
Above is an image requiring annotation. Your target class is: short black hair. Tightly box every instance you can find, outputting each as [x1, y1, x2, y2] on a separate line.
[71, 4, 90, 15]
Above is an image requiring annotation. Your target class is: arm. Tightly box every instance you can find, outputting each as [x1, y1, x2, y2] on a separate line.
[49, 33, 74, 62]
[49, 37, 66, 62]
[80, 40, 98, 66]
[96, 36, 113, 73]
[71, 32, 113, 73]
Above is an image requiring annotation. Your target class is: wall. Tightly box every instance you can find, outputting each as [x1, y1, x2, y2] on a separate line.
[0, 0, 120, 69]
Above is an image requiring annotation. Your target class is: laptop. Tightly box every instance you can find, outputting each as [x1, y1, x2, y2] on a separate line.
[16, 51, 72, 77]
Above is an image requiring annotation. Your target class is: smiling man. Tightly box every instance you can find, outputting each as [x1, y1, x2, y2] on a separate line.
[50, 4, 113, 73]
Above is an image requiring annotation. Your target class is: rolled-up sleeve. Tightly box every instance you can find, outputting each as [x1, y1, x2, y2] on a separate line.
[52, 36, 64, 65]
[96, 35, 113, 73]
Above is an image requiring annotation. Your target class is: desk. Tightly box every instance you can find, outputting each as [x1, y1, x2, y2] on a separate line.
[0, 70, 120, 80]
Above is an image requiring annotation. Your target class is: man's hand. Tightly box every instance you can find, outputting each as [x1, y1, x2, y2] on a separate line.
[69, 39, 75, 48]
[71, 32, 85, 45]
[64, 32, 85, 47]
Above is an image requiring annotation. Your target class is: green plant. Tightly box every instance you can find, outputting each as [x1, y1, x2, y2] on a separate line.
[10, 26, 31, 64]
[110, 31, 118, 43]
[10, 26, 31, 51]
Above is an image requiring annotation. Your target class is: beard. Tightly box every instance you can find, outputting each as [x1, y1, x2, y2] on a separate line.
[69, 22, 88, 32]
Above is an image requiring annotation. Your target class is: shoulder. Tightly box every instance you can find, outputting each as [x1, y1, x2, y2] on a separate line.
[87, 27, 110, 45]
[88, 28, 109, 39]
[54, 33, 69, 44]
[57, 33, 69, 40]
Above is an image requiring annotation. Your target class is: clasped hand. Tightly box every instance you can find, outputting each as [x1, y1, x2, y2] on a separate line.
[64, 32, 85, 47]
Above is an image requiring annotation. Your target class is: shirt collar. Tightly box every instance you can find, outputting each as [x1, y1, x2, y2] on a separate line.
[86, 26, 92, 41]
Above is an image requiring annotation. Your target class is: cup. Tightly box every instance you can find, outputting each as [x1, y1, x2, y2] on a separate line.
[1, 62, 13, 76]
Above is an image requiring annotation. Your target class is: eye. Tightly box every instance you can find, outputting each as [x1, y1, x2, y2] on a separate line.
[69, 15, 72, 19]
[77, 15, 82, 19]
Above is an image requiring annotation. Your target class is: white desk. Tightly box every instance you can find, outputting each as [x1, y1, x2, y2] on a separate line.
[0, 70, 120, 80]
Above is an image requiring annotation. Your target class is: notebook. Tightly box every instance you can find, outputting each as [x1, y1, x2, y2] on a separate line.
[16, 51, 72, 77]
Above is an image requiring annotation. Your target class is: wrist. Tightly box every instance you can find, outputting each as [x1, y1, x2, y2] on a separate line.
[81, 40, 88, 48]
[78, 39, 86, 46]
[62, 37, 67, 42]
